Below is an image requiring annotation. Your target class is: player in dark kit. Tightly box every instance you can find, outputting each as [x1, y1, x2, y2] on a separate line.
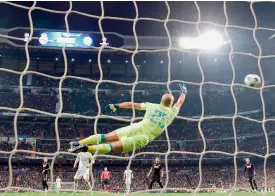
[244, 158, 258, 191]
[147, 157, 163, 190]
[41, 157, 50, 192]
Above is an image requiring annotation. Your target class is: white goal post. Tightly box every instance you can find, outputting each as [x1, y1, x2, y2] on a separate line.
[47, 182, 83, 193]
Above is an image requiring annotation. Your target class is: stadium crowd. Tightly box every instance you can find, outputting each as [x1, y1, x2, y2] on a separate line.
[0, 71, 270, 117]
[0, 119, 274, 156]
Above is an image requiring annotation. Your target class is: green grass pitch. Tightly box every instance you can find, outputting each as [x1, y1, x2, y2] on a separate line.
[2, 192, 274, 196]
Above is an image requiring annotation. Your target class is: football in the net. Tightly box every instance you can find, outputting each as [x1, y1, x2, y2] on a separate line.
[244, 74, 261, 87]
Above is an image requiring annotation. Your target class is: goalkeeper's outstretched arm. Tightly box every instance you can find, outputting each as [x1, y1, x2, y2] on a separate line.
[174, 83, 187, 109]
[106, 84, 187, 113]
[105, 102, 142, 113]
[174, 93, 186, 109]
[118, 102, 142, 110]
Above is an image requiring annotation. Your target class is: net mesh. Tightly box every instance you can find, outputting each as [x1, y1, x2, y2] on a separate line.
[0, 0, 273, 195]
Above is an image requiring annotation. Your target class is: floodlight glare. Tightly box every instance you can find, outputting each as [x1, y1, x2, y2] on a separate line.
[199, 31, 223, 50]
[179, 31, 226, 50]
[179, 37, 193, 49]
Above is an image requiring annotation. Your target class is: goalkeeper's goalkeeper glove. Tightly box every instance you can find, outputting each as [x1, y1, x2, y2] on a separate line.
[105, 104, 120, 113]
[179, 83, 187, 94]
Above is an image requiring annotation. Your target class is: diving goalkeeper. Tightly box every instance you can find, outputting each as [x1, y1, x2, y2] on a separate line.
[69, 84, 187, 154]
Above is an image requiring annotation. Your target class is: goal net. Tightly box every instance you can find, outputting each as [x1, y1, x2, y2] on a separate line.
[47, 182, 75, 193]
[0, 1, 274, 195]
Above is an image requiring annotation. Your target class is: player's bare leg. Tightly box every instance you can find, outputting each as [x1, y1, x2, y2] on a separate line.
[73, 179, 78, 193]
[126, 183, 131, 194]
[56, 186, 60, 193]
[84, 179, 92, 193]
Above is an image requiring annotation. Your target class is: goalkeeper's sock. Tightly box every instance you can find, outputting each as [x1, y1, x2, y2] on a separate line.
[88, 144, 113, 154]
[79, 134, 105, 145]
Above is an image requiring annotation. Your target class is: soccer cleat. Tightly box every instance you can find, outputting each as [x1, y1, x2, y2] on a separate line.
[69, 144, 88, 153]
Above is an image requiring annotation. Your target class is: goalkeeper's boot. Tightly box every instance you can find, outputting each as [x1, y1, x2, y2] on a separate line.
[69, 144, 88, 153]
[69, 141, 80, 151]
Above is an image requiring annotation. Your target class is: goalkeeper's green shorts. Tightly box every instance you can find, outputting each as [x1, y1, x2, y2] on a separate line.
[116, 123, 150, 153]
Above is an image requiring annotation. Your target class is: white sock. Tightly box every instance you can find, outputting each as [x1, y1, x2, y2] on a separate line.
[126, 184, 130, 194]
[87, 181, 92, 190]
[74, 181, 78, 192]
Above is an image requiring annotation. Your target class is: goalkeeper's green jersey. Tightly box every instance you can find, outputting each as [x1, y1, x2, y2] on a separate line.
[140, 102, 179, 141]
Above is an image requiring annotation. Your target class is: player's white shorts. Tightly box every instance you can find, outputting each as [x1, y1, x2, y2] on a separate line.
[56, 184, 61, 189]
[125, 181, 131, 185]
[74, 169, 90, 180]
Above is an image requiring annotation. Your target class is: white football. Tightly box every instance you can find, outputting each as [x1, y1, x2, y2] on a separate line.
[244, 74, 261, 87]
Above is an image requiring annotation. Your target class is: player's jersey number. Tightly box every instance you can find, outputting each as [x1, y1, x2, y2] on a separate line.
[150, 110, 167, 129]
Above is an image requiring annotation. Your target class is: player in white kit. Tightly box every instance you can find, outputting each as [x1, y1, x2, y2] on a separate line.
[124, 168, 133, 194]
[73, 152, 95, 192]
[56, 176, 62, 193]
